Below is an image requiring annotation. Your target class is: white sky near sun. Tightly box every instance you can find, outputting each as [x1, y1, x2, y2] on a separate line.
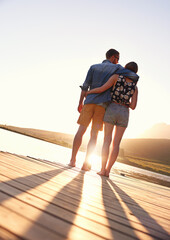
[0, 0, 170, 138]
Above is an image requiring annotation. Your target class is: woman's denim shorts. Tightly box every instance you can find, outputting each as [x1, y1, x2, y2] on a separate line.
[104, 102, 129, 128]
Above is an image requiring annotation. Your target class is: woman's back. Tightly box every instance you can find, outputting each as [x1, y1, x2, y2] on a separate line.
[111, 75, 137, 106]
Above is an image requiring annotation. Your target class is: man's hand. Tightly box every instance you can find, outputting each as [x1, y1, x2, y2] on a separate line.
[78, 103, 83, 113]
[77, 90, 87, 113]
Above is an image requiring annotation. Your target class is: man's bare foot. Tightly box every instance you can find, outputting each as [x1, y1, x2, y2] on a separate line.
[68, 161, 76, 167]
[104, 169, 110, 177]
[97, 170, 106, 176]
[81, 162, 91, 171]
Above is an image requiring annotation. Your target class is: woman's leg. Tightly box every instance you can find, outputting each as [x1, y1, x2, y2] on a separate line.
[98, 122, 114, 175]
[105, 126, 126, 177]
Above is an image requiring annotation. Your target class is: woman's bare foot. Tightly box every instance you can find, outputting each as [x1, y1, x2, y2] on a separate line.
[81, 162, 91, 171]
[97, 170, 106, 176]
[68, 161, 76, 167]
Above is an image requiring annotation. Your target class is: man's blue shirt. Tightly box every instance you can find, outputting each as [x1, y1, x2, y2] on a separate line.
[80, 60, 139, 105]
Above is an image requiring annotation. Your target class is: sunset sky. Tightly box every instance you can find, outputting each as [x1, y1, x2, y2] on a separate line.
[0, 0, 170, 138]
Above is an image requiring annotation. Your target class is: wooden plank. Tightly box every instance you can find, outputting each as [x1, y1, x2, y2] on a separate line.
[0, 151, 170, 240]
[0, 153, 79, 181]
[0, 158, 169, 225]
[1, 153, 169, 206]
[0, 206, 66, 240]
[0, 184, 150, 240]
[1, 151, 169, 201]
[0, 176, 169, 239]
[0, 161, 169, 221]
[0, 227, 20, 240]
[1, 171, 169, 233]
[0, 152, 62, 171]
[0, 192, 110, 240]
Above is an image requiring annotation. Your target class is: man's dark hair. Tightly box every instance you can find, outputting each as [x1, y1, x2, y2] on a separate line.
[125, 62, 138, 73]
[106, 49, 119, 59]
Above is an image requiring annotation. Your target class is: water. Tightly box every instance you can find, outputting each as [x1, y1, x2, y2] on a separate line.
[0, 129, 170, 186]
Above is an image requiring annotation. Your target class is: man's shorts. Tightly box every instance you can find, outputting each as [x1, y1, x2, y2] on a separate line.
[104, 102, 129, 128]
[77, 104, 106, 131]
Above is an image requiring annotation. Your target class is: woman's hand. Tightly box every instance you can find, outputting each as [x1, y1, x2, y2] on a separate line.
[129, 87, 138, 110]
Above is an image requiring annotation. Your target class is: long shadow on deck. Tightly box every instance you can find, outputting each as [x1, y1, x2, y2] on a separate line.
[23, 171, 85, 239]
[107, 179, 169, 240]
[0, 167, 67, 203]
[0, 165, 86, 238]
[101, 177, 139, 239]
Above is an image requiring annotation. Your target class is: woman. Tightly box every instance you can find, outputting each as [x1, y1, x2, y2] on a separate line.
[87, 62, 138, 177]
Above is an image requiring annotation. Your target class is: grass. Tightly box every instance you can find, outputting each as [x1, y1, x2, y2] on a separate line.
[118, 155, 170, 176]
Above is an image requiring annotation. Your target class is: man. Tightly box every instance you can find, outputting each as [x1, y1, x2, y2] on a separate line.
[69, 49, 139, 170]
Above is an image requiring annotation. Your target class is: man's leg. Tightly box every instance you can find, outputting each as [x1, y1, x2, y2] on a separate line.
[81, 128, 99, 170]
[105, 126, 126, 177]
[98, 122, 114, 175]
[69, 125, 87, 167]
[81, 104, 105, 171]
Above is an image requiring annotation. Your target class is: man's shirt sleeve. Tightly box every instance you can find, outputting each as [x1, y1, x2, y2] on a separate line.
[80, 66, 93, 91]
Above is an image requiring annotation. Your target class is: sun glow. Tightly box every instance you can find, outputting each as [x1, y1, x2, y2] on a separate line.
[89, 153, 102, 171]
[68, 173, 113, 239]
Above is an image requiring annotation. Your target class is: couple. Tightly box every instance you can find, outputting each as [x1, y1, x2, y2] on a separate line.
[69, 49, 139, 177]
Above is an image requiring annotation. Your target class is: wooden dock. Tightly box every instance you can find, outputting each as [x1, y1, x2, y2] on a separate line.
[0, 151, 169, 240]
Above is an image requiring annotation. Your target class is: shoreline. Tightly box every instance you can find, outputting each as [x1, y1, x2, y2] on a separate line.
[112, 167, 170, 188]
[0, 125, 170, 187]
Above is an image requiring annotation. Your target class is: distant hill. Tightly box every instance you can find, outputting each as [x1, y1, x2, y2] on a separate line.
[0, 124, 85, 151]
[0, 124, 74, 148]
[139, 123, 170, 139]
[120, 138, 170, 164]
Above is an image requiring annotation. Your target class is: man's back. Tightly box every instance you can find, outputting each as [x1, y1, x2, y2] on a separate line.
[82, 60, 123, 104]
